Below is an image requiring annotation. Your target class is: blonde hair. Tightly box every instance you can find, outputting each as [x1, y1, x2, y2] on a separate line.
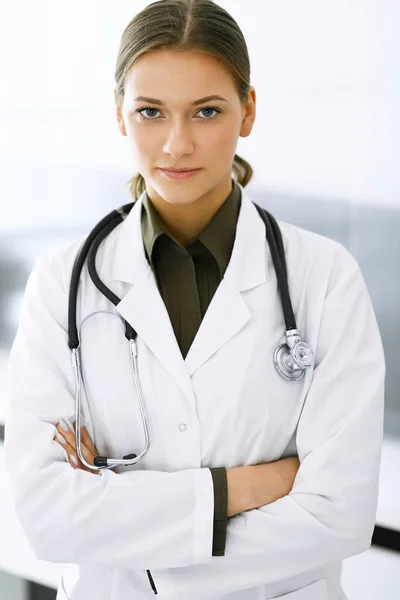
[114, 0, 254, 201]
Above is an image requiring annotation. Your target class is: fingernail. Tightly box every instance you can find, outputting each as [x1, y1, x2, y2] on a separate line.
[56, 432, 67, 445]
[70, 455, 78, 466]
[59, 419, 70, 432]
[66, 418, 75, 431]
[60, 418, 75, 433]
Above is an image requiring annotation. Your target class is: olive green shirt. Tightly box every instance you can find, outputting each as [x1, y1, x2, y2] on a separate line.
[140, 178, 242, 557]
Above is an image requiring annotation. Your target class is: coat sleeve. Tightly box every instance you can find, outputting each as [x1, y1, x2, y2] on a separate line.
[150, 245, 386, 597]
[3, 249, 216, 569]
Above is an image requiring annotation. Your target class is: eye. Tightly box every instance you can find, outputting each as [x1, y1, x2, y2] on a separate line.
[135, 105, 222, 121]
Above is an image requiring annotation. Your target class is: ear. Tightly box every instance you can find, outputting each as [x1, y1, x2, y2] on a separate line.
[239, 86, 256, 139]
[114, 89, 127, 137]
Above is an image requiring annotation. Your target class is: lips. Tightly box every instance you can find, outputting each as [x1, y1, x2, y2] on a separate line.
[159, 167, 201, 180]
[159, 167, 200, 172]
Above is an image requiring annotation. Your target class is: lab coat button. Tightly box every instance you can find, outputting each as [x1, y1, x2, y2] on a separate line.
[178, 423, 187, 431]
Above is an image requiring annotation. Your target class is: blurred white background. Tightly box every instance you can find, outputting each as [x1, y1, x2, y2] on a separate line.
[0, 1, 399, 598]
[1, 0, 399, 232]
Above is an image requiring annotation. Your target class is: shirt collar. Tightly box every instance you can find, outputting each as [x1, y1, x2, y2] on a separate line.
[141, 178, 242, 277]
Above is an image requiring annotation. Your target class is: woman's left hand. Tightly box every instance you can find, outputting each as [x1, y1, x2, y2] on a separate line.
[54, 419, 101, 475]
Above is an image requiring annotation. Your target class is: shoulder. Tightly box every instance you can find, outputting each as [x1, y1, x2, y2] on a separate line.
[276, 218, 361, 295]
[30, 235, 88, 294]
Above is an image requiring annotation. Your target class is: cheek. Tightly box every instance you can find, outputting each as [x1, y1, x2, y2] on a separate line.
[206, 122, 237, 151]
[205, 128, 238, 170]
[124, 125, 155, 162]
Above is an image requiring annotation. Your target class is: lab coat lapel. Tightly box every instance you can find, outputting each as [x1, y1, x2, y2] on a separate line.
[112, 193, 195, 404]
[111, 185, 267, 397]
[184, 185, 267, 376]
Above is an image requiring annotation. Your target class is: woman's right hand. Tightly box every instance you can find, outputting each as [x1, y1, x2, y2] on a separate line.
[54, 419, 101, 475]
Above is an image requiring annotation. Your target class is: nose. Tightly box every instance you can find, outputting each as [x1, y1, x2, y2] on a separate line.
[162, 122, 195, 157]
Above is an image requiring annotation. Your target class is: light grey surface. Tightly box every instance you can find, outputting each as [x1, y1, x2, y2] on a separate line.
[342, 546, 400, 600]
[0, 569, 28, 600]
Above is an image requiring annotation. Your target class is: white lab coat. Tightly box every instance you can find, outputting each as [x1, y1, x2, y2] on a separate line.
[4, 183, 385, 600]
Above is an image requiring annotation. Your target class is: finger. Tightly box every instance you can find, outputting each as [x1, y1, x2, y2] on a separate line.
[53, 432, 75, 461]
[55, 425, 95, 470]
[66, 420, 99, 458]
[54, 434, 93, 474]
[57, 420, 77, 451]
[78, 426, 99, 458]
[53, 432, 88, 470]
[69, 453, 94, 474]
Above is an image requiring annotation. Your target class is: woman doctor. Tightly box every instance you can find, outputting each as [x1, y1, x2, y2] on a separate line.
[4, 1, 386, 599]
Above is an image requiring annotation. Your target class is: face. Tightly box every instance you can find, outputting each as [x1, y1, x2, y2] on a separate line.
[114, 49, 256, 210]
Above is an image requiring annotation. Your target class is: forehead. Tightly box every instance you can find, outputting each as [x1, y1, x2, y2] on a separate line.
[124, 49, 236, 101]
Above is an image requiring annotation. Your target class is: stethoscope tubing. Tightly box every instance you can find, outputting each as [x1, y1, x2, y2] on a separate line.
[68, 199, 314, 470]
[72, 310, 151, 470]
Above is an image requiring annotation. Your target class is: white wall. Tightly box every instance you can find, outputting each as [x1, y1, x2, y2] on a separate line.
[0, 0, 398, 231]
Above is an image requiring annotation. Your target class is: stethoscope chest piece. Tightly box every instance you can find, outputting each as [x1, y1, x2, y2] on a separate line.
[273, 330, 314, 381]
[68, 200, 316, 469]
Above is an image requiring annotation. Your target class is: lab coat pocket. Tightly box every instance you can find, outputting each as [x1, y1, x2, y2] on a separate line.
[268, 578, 328, 599]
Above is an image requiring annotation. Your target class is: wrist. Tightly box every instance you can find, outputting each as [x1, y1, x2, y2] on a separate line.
[226, 465, 255, 517]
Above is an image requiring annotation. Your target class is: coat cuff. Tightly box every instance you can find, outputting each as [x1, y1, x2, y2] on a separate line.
[209, 467, 228, 556]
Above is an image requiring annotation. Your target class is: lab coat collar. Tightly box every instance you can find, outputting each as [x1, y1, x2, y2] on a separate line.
[112, 182, 268, 391]
[112, 182, 266, 290]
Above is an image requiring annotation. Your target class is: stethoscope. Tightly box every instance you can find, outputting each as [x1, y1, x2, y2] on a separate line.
[67, 198, 314, 471]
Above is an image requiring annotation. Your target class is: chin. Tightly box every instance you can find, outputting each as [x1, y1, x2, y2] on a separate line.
[158, 192, 203, 206]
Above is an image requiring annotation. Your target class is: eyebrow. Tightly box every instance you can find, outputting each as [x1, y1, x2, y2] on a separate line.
[133, 94, 228, 106]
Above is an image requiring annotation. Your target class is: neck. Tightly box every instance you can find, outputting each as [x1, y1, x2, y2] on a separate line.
[146, 175, 233, 246]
